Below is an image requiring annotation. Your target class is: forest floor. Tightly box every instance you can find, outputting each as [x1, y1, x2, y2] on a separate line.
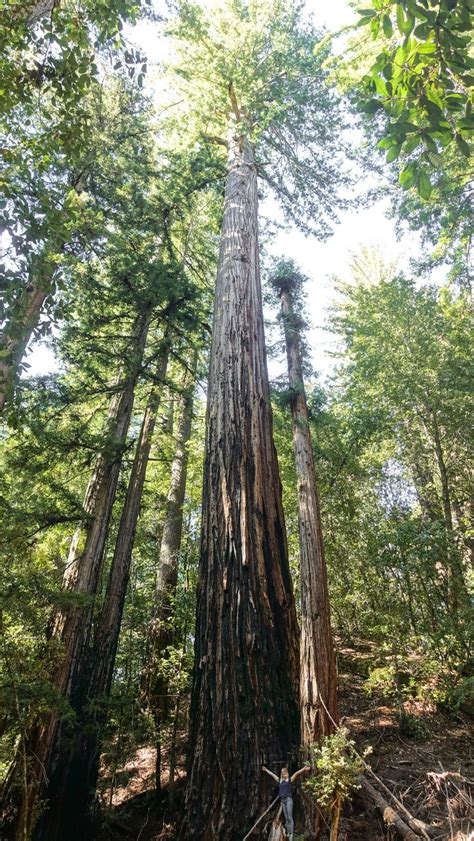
[97, 641, 473, 841]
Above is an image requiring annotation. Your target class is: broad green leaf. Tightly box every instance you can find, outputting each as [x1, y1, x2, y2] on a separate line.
[363, 99, 384, 114]
[397, 5, 415, 35]
[382, 14, 393, 38]
[403, 135, 421, 154]
[399, 161, 417, 189]
[377, 137, 395, 150]
[416, 42, 437, 54]
[417, 170, 432, 199]
[386, 144, 402, 162]
[396, 5, 406, 35]
[455, 135, 471, 157]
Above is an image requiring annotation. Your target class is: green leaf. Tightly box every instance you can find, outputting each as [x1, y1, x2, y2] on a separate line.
[397, 5, 415, 35]
[394, 121, 418, 133]
[363, 99, 384, 114]
[458, 116, 474, 131]
[396, 5, 406, 34]
[403, 9, 415, 35]
[416, 42, 437, 54]
[417, 170, 432, 199]
[403, 135, 421, 154]
[373, 75, 388, 96]
[382, 14, 393, 38]
[414, 22, 430, 39]
[426, 88, 444, 110]
[377, 137, 395, 150]
[399, 161, 417, 189]
[386, 144, 402, 162]
[422, 132, 437, 152]
[370, 16, 380, 37]
[455, 135, 471, 157]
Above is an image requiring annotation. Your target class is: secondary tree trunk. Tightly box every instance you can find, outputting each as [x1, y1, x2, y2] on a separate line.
[421, 407, 469, 613]
[31, 336, 170, 841]
[278, 284, 338, 744]
[0, 270, 52, 411]
[141, 354, 197, 792]
[0, 308, 151, 841]
[181, 134, 300, 840]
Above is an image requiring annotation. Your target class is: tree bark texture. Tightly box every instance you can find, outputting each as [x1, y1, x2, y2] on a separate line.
[0, 278, 50, 412]
[279, 288, 338, 744]
[31, 338, 170, 841]
[0, 309, 150, 841]
[181, 136, 300, 840]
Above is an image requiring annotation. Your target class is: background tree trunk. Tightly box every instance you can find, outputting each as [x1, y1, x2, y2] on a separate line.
[279, 286, 338, 744]
[1, 308, 151, 841]
[0, 275, 51, 411]
[141, 354, 197, 793]
[32, 337, 170, 841]
[181, 135, 300, 840]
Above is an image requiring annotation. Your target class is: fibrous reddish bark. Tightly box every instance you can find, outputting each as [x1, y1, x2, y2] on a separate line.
[181, 134, 300, 840]
[278, 284, 338, 744]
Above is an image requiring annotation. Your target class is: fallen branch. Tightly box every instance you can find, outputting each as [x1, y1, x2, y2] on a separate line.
[360, 776, 421, 841]
[364, 772, 436, 839]
[243, 796, 279, 840]
[318, 695, 437, 840]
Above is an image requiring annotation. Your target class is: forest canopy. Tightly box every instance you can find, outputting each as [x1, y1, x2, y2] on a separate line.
[0, 1, 472, 840]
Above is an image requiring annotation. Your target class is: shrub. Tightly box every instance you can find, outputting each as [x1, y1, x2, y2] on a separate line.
[304, 729, 372, 809]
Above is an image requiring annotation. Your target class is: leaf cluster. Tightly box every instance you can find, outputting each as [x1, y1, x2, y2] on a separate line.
[358, 0, 473, 199]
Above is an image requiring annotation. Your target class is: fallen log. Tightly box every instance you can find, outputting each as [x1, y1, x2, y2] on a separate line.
[363, 773, 437, 839]
[360, 776, 425, 841]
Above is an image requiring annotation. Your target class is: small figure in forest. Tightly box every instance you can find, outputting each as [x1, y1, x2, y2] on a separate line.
[261, 763, 310, 840]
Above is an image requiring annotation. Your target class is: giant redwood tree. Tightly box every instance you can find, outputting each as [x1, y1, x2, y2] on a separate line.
[169, 2, 350, 836]
[184, 128, 300, 840]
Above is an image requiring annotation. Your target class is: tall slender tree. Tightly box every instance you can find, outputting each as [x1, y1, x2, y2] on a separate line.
[271, 260, 338, 745]
[142, 351, 198, 791]
[37, 335, 172, 840]
[0, 303, 151, 840]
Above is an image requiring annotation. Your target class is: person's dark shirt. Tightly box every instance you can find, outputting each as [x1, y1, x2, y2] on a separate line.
[279, 779, 292, 799]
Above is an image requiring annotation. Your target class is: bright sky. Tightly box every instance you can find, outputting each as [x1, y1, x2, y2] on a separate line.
[26, 0, 428, 383]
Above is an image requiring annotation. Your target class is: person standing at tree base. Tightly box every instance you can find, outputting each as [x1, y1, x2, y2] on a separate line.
[262, 764, 311, 839]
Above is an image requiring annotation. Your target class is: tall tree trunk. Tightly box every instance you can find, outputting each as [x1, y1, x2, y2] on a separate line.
[422, 408, 469, 613]
[0, 174, 86, 412]
[0, 308, 151, 841]
[0, 269, 53, 411]
[181, 135, 299, 841]
[32, 338, 171, 841]
[0, 170, 87, 412]
[278, 285, 338, 744]
[141, 354, 197, 792]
